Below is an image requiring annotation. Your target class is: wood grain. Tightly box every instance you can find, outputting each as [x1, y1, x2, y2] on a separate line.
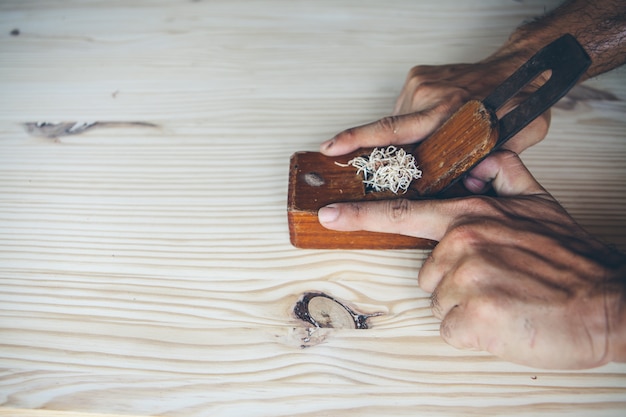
[1, 0, 625, 416]
[412, 100, 499, 195]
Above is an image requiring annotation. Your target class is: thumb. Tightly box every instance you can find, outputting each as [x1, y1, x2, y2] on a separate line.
[462, 150, 548, 197]
[320, 109, 448, 156]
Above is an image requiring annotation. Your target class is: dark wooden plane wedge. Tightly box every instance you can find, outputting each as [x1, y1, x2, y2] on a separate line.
[288, 34, 591, 249]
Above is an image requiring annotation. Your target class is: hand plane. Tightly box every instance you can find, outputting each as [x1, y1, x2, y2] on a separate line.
[288, 34, 591, 249]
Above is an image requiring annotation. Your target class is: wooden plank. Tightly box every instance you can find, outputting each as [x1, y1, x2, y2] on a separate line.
[0, 410, 136, 417]
[0, 0, 625, 416]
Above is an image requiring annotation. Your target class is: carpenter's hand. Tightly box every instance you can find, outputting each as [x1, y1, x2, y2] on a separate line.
[318, 151, 626, 369]
[321, 60, 550, 193]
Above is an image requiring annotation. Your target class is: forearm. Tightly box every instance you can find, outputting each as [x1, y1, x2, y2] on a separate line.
[487, 0, 626, 80]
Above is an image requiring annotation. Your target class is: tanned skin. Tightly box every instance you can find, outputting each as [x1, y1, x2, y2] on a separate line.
[317, 0, 626, 369]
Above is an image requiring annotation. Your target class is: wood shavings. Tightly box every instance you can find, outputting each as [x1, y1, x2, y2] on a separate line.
[337, 146, 422, 194]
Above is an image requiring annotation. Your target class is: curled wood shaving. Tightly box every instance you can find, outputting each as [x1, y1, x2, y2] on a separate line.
[337, 146, 422, 194]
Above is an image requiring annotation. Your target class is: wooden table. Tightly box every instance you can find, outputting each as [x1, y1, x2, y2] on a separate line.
[1, 1, 625, 416]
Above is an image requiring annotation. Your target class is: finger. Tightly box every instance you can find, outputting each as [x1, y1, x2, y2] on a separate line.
[439, 298, 538, 363]
[418, 253, 445, 294]
[392, 64, 473, 115]
[442, 303, 585, 368]
[419, 214, 519, 295]
[317, 199, 454, 242]
[392, 65, 440, 115]
[393, 90, 412, 116]
[426, 252, 500, 320]
[439, 292, 513, 353]
[501, 110, 550, 154]
[439, 304, 487, 351]
[320, 108, 447, 156]
[418, 241, 467, 296]
[417, 235, 472, 294]
[463, 110, 549, 194]
[462, 150, 548, 197]
[461, 173, 492, 195]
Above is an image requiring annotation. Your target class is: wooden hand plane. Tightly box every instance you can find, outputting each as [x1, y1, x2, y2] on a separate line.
[288, 35, 590, 249]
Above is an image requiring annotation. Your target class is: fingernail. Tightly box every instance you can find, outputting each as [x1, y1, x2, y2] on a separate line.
[463, 175, 489, 194]
[318, 205, 339, 223]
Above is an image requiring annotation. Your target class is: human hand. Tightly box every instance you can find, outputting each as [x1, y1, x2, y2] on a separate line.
[320, 59, 551, 193]
[318, 151, 626, 369]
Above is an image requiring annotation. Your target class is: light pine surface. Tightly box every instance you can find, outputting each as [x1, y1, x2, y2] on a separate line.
[1, 1, 625, 416]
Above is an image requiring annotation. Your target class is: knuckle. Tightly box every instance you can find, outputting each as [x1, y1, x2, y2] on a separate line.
[440, 317, 454, 341]
[451, 256, 486, 286]
[409, 86, 469, 117]
[430, 289, 443, 319]
[442, 90, 470, 110]
[430, 90, 467, 113]
[441, 304, 489, 351]
[439, 308, 479, 350]
[408, 64, 432, 79]
[336, 126, 359, 143]
[451, 196, 501, 218]
[445, 223, 483, 248]
[411, 81, 436, 98]
[407, 86, 433, 111]
[374, 115, 401, 135]
[468, 297, 498, 320]
[335, 202, 369, 231]
[463, 298, 501, 350]
[383, 198, 412, 223]
[346, 202, 366, 219]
